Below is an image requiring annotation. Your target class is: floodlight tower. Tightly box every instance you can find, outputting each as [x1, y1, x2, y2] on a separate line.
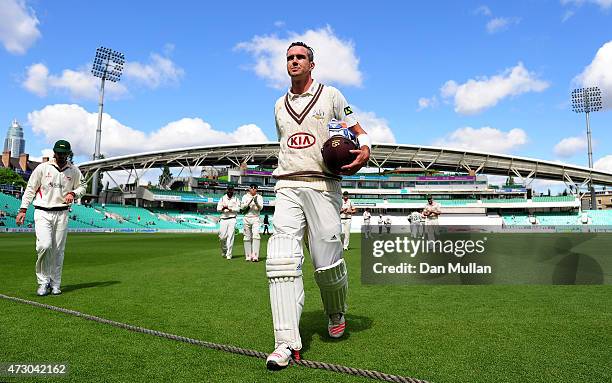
[571, 86, 602, 210]
[91, 47, 125, 197]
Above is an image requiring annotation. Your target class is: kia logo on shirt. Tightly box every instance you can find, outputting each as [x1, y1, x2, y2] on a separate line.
[287, 132, 316, 149]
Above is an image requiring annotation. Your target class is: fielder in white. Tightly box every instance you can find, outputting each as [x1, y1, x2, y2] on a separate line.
[362, 208, 372, 239]
[265, 41, 371, 370]
[409, 210, 424, 238]
[241, 184, 264, 262]
[16, 140, 86, 296]
[422, 195, 442, 241]
[217, 185, 240, 259]
[340, 191, 356, 250]
[384, 214, 392, 234]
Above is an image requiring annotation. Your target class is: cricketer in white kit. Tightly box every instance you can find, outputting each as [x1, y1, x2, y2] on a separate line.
[409, 211, 424, 238]
[340, 191, 356, 250]
[362, 208, 372, 239]
[217, 185, 240, 260]
[422, 195, 442, 241]
[16, 140, 86, 296]
[265, 41, 371, 370]
[241, 184, 264, 262]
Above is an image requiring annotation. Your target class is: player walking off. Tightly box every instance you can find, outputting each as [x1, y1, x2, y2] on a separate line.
[362, 208, 372, 239]
[265, 41, 371, 370]
[217, 185, 240, 259]
[16, 140, 86, 296]
[241, 184, 264, 261]
[422, 195, 441, 241]
[340, 191, 356, 250]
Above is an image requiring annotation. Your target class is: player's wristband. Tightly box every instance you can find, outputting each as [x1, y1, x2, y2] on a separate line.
[19, 208, 27, 213]
[357, 134, 371, 149]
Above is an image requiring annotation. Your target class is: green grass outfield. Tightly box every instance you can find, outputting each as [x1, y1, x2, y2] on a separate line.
[1, 233, 610, 383]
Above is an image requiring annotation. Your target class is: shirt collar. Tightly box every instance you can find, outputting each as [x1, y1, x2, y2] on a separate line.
[287, 79, 319, 100]
[49, 158, 71, 170]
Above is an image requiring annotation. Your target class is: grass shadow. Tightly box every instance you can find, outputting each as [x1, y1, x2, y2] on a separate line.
[300, 309, 373, 353]
[61, 281, 121, 293]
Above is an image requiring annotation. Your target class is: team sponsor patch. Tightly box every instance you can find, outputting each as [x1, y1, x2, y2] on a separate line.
[312, 109, 325, 120]
[344, 106, 353, 116]
[287, 132, 316, 149]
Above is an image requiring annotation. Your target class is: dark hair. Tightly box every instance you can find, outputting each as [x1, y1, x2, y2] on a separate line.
[343, 191, 349, 196]
[249, 184, 258, 189]
[288, 41, 314, 61]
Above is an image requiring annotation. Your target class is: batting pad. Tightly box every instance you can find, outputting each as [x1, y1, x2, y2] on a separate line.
[314, 258, 348, 315]
[243, 241, 252, 259]
[266, 234, 305, 350]
[252, 238, 260, 259]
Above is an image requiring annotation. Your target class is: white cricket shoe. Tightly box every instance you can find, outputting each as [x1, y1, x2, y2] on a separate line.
[328, 313, 346, 338]
[37, 284, 50, 296]
[266, 343, 299, 370]
[51, 286, 62, 295]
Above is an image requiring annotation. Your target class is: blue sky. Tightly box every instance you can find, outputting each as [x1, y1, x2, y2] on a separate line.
[1, 0, 612, 185]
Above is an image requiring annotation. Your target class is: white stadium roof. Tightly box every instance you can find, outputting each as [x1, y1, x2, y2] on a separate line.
[77, 142, 612, 186]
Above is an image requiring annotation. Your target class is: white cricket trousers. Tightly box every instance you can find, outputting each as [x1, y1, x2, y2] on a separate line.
[242, 215, 261, 260]
[34, 209, 69, 288]
[363, 220, 371, 238]
[425, 218, 439, 241]
[219, 217, 236, 258]
[273, 188, 343, 269]
[341, 218, 351, 249]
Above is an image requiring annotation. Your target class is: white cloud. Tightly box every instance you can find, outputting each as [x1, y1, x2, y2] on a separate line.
[554, 136, 588, 158]
[417, 96, 438, 111]
[562, 9, 576, 22]
[353, 107, 396, 144]
[573, 40, 612, 110]
[22, 63, 48, 96]
[22, 63, 128, 100]
[561, 0, 612, 10]
[0, 0, 41, 54]
[123, 53, 184, 89]
[235, 25, 362, 89]
[29, 148, 54, 163]
[433, 126, 528, 153]
[22, 50, 183, 99]
[274, 21, 285, 28]
[26, 104, 269, 158]
[440, 62, 549, 115]
[486, 17, 521, 33]
[594, 155, 612, 172]
[474, 5, 492, 16]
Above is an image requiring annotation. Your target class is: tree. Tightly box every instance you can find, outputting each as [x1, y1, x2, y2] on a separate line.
[505, 176, 516, 186]
[547, 189, 551, 196]
[562, 189, 568, 196]
[0, 168, 27, 188]
[159, 165, 172, 188]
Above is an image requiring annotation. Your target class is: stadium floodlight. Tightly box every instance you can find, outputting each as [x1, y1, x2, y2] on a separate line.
[571, 86, 603, 210]
[91, 47, 125, 197]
